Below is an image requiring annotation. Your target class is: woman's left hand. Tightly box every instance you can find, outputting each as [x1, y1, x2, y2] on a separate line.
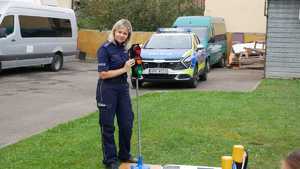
[123, 59, 135, 72]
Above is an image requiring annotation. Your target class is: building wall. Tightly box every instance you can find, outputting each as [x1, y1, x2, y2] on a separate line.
[40, 0, 57, 6]
[205, 0, 267, 33]
[266, 0, 300, 78]
[21, 0, 73, 8]
[56, 0, 72, 8]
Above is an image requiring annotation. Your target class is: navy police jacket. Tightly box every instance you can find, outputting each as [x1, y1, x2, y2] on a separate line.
[97, 41, 129, 83]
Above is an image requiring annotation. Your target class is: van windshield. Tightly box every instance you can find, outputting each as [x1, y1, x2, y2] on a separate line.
[181, 27, 208, 42]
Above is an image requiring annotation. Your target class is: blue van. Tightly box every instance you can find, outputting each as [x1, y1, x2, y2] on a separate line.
[173, 16, 227, 70]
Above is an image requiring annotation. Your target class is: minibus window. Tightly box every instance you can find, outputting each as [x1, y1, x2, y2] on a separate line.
[19, 15, 71, 38]
[0, 15, 14, 38]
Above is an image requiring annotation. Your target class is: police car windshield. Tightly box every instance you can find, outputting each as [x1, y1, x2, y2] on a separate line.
[144, 34, 191, 49]
[180, 27, 208, 41]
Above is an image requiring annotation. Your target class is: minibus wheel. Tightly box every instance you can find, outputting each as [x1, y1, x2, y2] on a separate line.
[50, 54, 63, 72]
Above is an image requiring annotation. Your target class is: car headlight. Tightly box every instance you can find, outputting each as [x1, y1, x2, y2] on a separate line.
[183, 56, 192, 68]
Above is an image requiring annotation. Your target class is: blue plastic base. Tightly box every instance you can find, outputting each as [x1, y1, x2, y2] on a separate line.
[130, 156, 150, 169]
[131, 164, 150, 169]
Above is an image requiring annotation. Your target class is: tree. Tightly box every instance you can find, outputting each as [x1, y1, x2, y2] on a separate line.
[78, 0, 205, 31]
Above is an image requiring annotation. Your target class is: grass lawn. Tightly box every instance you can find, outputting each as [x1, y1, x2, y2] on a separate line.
[0, 79, 299, 169]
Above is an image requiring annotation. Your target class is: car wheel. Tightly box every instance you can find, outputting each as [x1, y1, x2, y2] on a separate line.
[48, 54, 63, 72]
[217, 55, 226, 68]
[188, 64, 199, 88]
[199, 68, 207, 81]
[131, 78, 143, 89]
[206, 58, 211, 72]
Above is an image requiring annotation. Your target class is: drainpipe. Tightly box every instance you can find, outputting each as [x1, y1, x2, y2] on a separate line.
[264, 0, 269, 79]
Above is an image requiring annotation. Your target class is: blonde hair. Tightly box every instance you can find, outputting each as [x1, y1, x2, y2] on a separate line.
[108, 19, 133, 50]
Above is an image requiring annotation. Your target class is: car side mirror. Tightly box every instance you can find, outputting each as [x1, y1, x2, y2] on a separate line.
[0, 28, 7, 38]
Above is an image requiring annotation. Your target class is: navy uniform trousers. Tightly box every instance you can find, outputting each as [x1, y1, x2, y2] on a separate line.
[96, 79, 134, 165]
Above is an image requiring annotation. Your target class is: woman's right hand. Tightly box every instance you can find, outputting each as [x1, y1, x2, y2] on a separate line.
[124, 59, 135, 72]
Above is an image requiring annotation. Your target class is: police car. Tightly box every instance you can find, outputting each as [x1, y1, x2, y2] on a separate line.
[136, 28, 208, 88]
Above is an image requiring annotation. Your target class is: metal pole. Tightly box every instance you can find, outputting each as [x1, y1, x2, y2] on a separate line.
[136, 78, 142, 158]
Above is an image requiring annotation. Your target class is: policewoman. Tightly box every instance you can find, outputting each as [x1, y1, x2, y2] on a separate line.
[96, 19, 136, 169]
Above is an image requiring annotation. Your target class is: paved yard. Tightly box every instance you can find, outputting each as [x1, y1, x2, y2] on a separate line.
[0, 62, 98, 148]
[142, 68, 263, 92]
[0, 61, 263, 148]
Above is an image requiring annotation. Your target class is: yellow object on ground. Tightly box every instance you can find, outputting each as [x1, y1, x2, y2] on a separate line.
[232, 145, 244, 163]
[221, 156, 233, 169]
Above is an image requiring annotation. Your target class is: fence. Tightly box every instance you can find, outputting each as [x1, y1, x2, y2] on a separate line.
[78, 29, 265, 59]
[78, 29, 153, 58]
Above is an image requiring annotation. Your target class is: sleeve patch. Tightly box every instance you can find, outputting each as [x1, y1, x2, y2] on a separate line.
[98, 63, 106, 66]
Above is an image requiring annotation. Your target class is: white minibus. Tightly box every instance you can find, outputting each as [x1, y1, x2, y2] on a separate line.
[0, 0, 78, 71]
